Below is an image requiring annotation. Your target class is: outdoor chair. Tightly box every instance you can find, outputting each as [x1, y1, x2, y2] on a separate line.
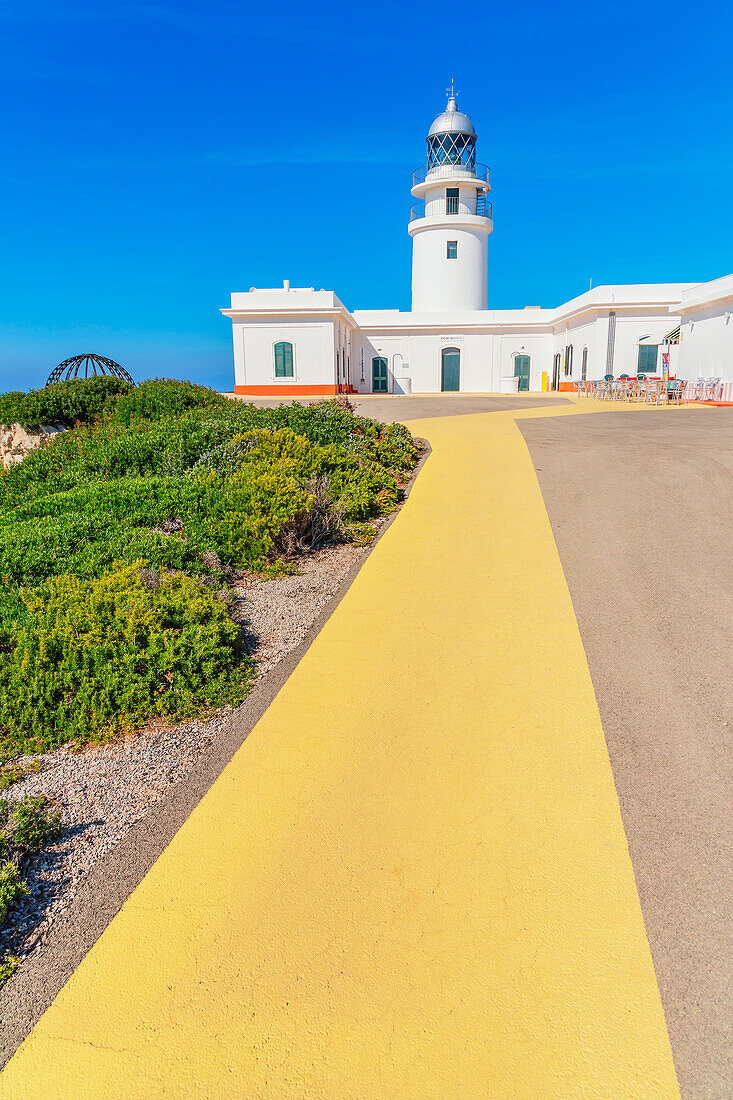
[611, 379, 632, 402]
[639, 378, 664, 406]
[667, 380, 687, 405]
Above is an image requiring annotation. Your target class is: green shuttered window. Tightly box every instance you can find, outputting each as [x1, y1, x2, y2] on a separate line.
[274, 341, 294, 378]
[637, 344, 658, 374]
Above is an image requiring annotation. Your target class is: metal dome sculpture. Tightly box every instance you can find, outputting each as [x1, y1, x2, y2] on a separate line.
[46, 353, 134, 386]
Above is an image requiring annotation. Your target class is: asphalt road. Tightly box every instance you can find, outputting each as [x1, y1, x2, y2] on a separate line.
[230, 392, 570, 421]
[520, 407, 732, 1099]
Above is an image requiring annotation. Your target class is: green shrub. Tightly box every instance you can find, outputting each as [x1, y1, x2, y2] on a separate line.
[113, 379, 226, 425]
[0, 864, 28, 923]
[0, 795, 60, 853]
[0, 385, 419, 754]
[0, 795, 62, 982]
[0, 955, 21, 987]
[0, 422, 411, 589]
[0, 563, 253, 755]
[0, 376, 131, 430]
[0, 760, 42, 791]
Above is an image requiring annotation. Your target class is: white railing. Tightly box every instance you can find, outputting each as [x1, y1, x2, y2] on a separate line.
[412, 162, 490, 187]
[409, 200, 493, 222]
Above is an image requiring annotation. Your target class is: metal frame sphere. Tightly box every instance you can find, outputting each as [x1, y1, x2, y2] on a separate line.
[46, 354, 134, 386]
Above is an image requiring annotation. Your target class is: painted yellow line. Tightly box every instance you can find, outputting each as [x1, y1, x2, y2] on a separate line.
[1, 407, 680, 1097]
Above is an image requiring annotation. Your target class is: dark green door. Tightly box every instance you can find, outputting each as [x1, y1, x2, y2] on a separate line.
[514, 354, 530, 392]
[372, 356, 388, 393]
[441, 347, 460, 392]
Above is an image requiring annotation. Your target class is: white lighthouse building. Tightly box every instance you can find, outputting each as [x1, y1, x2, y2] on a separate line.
[222, 90, 732, 397]
[409, 86, 492, 313]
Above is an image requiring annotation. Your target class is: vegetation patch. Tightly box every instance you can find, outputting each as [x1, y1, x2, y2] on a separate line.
[0, 760, 42, 792]
[0, 564, 253, 756]
[0, 379, 419, 757]
[0, 954, 21, 987]
[0, 376, 133, 431]
[0, 795, 61, 984]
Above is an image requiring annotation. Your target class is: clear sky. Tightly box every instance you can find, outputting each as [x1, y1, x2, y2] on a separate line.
[1, 0, 729, 393]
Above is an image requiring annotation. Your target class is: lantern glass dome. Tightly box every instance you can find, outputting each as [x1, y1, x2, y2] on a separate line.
[426, 94, 477, 171]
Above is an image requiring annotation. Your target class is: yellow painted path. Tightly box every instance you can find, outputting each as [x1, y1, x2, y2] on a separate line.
[1, 404, 681, 1097]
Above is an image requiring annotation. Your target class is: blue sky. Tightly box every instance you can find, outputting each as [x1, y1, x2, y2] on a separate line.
[1, 0, 730, 392]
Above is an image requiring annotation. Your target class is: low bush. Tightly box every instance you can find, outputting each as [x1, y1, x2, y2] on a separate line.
[0, 760, 42, 791]
[0, 376, 131, 430]
[0, 379, 419, 755]
[0, 795, 61, 983]
[0, 955, 21, 986]
[0, 424, 411, 590]
[0, 795, 60, 854]
[113, 378, 227, 425]
[0, 564, 254, 755]
[0, 864, 27, 924]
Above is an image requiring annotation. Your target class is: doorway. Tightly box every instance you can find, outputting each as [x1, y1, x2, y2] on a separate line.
[371, 356, 388, 393]
[441, 347, 460, 392]
[514, 354, 530, 392]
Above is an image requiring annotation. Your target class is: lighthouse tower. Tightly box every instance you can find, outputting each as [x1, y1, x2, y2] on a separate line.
[408, 85, 493, 312]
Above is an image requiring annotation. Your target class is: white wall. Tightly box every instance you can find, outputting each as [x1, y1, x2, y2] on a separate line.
[411, 225, 489, 313]
[351, 329, 553, 394]
[549, 310, 683, 383]
[676, 275, 733, 383]
[234, 320, 335, 389]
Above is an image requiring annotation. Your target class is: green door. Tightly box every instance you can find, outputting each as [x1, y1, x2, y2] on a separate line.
[372, 356, 388, 393]
[514, 354, 530, 392]
[441, 348, 460, 392]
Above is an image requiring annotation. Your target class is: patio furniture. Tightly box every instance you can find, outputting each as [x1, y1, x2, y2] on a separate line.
[611, 378, 634, 402]
[667, 380, 688, 405]
[639, 378, 664, 405]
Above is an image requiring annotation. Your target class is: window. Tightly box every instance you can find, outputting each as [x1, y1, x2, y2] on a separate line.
[447, 240, 458, 259]
[553, 352, 561, 390]
[637, 344, 659, 374]
[446, 188, 459, 215]
[564, 344, 573, 376]
[581, 347, 588, 381]
[274, 341, 294, 378]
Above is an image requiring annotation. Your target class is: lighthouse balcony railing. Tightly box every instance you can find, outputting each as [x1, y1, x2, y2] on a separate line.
[410, 199, 492, 222]
[412, 161, 490, 187]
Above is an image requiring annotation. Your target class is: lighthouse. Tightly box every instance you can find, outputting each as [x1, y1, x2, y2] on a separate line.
[408, 84, 493, 312]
